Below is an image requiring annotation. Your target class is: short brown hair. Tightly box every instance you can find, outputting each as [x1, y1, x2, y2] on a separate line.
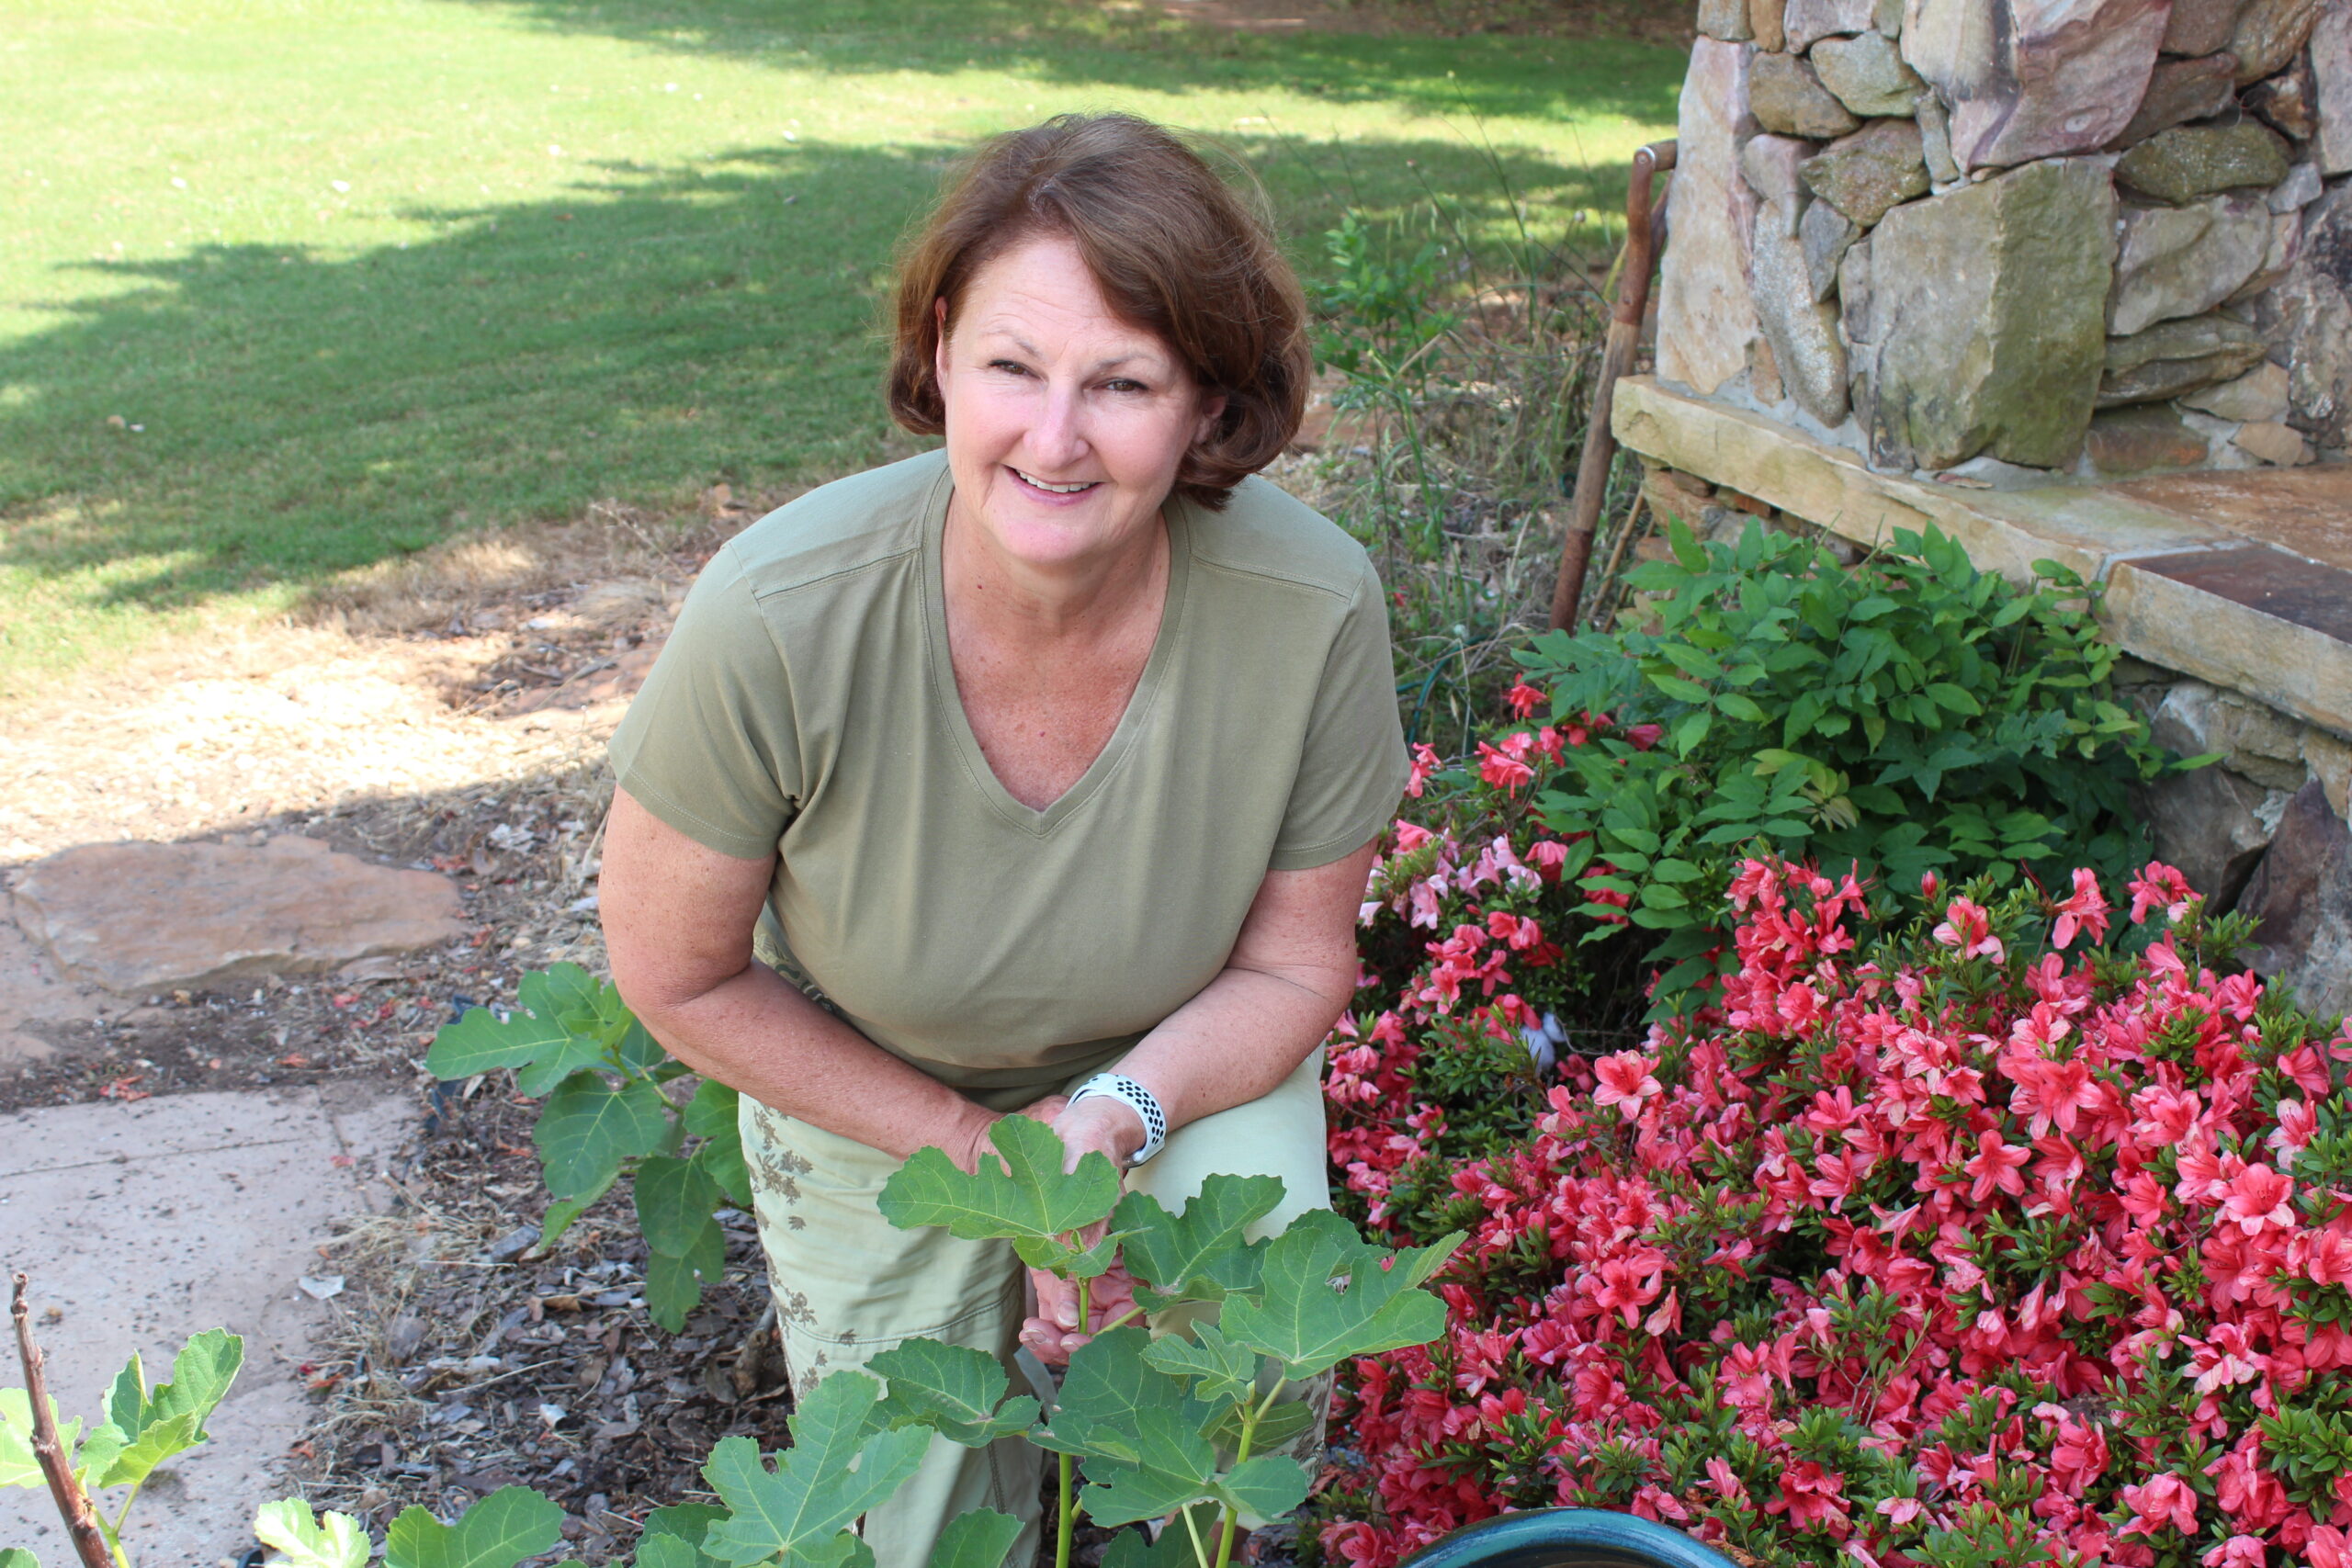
[887, 113, 1310, 511]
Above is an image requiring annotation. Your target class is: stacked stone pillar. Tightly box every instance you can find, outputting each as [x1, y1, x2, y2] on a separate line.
[1657, 0, 2352, 479]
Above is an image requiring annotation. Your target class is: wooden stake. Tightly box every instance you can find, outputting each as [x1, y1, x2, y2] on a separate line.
[10, 1273, 115, 1568]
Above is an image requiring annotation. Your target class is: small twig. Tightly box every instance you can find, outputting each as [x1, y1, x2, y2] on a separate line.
[12, 1274, 114, 1568]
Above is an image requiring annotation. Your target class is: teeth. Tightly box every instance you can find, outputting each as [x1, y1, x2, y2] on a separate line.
[1018, 471, 1097, 494]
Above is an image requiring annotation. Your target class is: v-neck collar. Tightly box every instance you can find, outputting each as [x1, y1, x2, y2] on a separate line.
[919, 467, 1193, 837]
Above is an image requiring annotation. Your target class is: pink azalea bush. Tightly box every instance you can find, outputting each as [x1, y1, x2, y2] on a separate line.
[1317, 813, 2352, 1567]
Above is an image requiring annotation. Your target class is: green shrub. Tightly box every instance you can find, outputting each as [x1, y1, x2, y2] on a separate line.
[1491, 515, 2183, 1011]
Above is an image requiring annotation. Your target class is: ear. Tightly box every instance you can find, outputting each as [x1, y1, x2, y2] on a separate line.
[1193, 390, 1228, 447]
[933, 296, 951, 389]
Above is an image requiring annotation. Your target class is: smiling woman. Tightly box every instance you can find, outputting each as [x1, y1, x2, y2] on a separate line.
[595, 114, 1408, 1568]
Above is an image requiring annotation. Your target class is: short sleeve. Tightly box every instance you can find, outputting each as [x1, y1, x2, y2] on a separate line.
[606, 546, 801, 861]
[1268, 562, 1411, 871]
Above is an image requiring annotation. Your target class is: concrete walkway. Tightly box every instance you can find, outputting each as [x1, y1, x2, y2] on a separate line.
[1, 1087, 410, 1564]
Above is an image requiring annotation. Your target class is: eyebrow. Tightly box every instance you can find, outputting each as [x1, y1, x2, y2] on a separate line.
[980, 329, 1162, 376]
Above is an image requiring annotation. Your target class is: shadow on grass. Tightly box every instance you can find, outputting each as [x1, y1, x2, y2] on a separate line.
[452, 0, 1686, 126]
[0, 129, 1626, 626]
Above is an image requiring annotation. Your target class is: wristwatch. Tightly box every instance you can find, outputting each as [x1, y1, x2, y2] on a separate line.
[1067, 1074, 1168, 1167]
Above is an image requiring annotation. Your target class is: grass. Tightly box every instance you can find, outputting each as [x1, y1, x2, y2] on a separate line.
[0, 0, 1683, 693]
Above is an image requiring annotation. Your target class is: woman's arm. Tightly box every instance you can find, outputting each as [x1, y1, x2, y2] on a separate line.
[1051, 838, 1379, 1169]
[599, 788, 1006, 1168]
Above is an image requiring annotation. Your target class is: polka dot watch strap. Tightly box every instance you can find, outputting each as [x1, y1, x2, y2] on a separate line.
[1068, 1073, 1168, 1167]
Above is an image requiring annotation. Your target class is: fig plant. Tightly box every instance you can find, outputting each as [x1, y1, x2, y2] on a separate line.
[6, 1122, 1462, 1568]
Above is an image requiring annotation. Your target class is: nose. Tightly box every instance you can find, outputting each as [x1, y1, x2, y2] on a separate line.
[1022, 379, 1090, 473]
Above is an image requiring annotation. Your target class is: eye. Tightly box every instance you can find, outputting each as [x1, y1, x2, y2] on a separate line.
[1103, 378, 1148, 394]
[987, 358, 1031, 377]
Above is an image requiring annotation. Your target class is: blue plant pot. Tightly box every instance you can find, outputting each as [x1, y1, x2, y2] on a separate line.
[1396, 1509, 1739, 1568]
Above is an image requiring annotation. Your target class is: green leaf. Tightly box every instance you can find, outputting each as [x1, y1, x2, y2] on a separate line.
[1140, 1322, 1258, 1406]
[1035, 1329, 1204, 1468]
[1217, 1212, 1463, 1381]
[1216, 1453, 1310, 1528]
[385, 1486, 565, 1568]
[256, 1499, 373, 1568]
[876, 1116, 1123, 1270]
[645, 1217, 728, 1333]
[1649, 858, 1704, 883]
[1101, 1510, 1220, 1568]
[1667, 515, 1707, 571]
[0, 1548, 36, 1568]
[702, 1375, 931, 1566]
[642, 1503, 729, 1551]
[925, 1510, 1023, 1568]
[537, 1164, 616, 1251]
[638, 1155, 724, 1258]
[426, 1002, 575, 1080]
[1673, 709, 1713, 757]
[0, 1389, 76, 1489]
[534, 1075, 673, 1200]
[104, 1353, 144, 1438]
[85, 1327, 243, 1487]
[1645, 671, 1710, 705]
[1657, 643, 1724, 681]
[635, 1538, 709, 1568]
[870, 1339, 1041, 1448]
[685, 1080, 752, 1205]
[1926, 682, 1984, 716]
[93, 1410, 204, 1489]
[1114, 1175, 1283, 1308]
[1714, 692, 1767, 723]
[1200, 1397, 1317, 1459]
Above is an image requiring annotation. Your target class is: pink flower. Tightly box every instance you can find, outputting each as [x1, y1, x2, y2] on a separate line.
[2052, 867, 2111, 949]
[1405, 743, 1442, 799]
[1475, 742, 1533, 795]
[2122, 1473, 2199, 1538]
[1505, 682, 1544, 719]
[2219, 1161, 2294, 1235]
[2127, 862, 2196, 924]
[1931, 898, 2005, 962]
[1592, 1052, 1661, 1118]
[1962, 1128, 2030, 1202]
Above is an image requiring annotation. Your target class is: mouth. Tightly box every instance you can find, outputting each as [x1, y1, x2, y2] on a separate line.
[1012, 468, 1102, 497]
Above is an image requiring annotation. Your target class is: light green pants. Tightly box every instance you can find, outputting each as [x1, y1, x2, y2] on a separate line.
[739, 1050, 1332, 1568]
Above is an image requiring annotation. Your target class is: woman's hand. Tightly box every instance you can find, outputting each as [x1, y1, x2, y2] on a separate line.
[1018, 1091, 1148, 1363]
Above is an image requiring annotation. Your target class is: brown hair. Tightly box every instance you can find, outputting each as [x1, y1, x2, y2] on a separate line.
[887, 113, 1310, 511]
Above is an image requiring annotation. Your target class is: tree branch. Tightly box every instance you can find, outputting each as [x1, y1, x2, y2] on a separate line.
[10, 1273, 114, 1568]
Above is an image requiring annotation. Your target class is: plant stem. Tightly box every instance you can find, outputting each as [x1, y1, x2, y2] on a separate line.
[1055, 1272, 1093, 1568]
[11, 1274, 115, 1568]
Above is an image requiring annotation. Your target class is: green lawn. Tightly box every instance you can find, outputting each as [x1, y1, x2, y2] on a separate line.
[0, 0, 1682, 691]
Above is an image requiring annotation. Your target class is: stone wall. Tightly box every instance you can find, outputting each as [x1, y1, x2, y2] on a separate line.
[1657, 0, 2352, 479]
[1635, 463, 2352, 1021]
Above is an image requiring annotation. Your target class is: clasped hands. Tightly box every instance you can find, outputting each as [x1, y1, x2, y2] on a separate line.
[948, 1089, 1149, 1366]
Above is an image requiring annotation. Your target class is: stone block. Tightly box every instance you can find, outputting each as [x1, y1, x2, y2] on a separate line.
[2109, 193, 2276, 334]
[1751, 51, 1865, 137]
[2228, 0, 2324, 83]
[1801, 117, 1932, 225]
[1699, 0, 1757, 40]
[2164, 0, 2250, 56]
[1915, 93, 1963, 185]
[2245, 51, 2320, 141]
[1750, 208, 1852, 424]
[1751, 0, 1789, 49]
[2181, 360, 2294, 421]
[1741, 132, 1819, 232]
[2228, 207, 2307, 301]
[2237, 779, 2352, 1020]
[2152, 678, 2314, 791]
[1785, 0, 1878, 50]
[2141, 761, 2278, 908]
[2254, 182, 2352, 448]
[1658, 40, 1765, 397]
[2315, 0, 2352, 174]
[9, 836, 464, 995]
[2115, 120, 2294, 203]
[1846, 159, 2116, 470]
[2114, 53, 2242, 148]
[1903, 0, 2168, 169]
[2271, 161, 2324, 211]
[1813, 31, 1925, 116]
[2084, 403, 2211, 473]
[2101, 311, 2272, 404]
[1799, 195, 1860, 297]
[2307, 728, 2352, 818]
[2233, 418, 2315, 463]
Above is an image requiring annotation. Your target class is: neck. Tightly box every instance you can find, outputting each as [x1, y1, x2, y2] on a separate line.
[941, 493, 1170, 642]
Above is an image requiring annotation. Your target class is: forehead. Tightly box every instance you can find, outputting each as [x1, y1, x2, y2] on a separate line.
[956, 235, 1175, 364]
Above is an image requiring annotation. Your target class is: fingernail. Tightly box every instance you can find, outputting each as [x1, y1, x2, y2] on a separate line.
[1057, 1306, 1077, 1327]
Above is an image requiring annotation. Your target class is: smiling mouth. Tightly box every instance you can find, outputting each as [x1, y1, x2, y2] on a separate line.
[1013, 468, 1101, 496]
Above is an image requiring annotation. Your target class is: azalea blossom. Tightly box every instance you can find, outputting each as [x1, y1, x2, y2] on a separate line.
[1591, 1052, 1661, 1117]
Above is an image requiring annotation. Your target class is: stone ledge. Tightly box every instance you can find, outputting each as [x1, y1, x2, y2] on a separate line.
[1611, 376, 2352, 741]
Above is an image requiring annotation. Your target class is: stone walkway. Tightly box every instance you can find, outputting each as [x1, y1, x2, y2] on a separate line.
[1, 1088, 409, 1563]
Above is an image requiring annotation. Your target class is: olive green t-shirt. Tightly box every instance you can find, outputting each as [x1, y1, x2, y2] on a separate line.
[607, 450, 1408, 1108]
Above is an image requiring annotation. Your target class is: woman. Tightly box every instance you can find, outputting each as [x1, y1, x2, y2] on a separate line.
[600, 113, 1408, 1566]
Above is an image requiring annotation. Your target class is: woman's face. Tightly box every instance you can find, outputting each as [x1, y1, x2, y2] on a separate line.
[934, 232, 1225, 573]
